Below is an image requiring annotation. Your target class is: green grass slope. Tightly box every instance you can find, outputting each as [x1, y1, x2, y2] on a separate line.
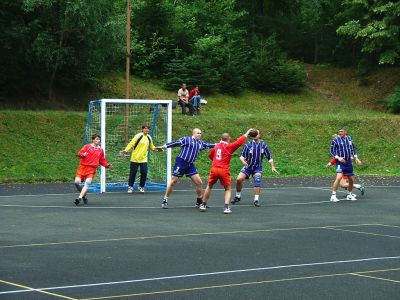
[1, 65, 399, 183]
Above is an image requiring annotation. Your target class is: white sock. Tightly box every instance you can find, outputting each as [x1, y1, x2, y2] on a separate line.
[254, 195, 259, 201]
[332, 192, 336, 195]
[236, 192, 241, 198]
[354, 184, 361, 189]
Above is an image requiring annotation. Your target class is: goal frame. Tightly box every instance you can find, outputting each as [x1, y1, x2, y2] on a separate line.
[86, 99, 173, 193]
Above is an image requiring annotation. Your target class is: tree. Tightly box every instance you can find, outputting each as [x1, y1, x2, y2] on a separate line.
[337, 0, 400, 65]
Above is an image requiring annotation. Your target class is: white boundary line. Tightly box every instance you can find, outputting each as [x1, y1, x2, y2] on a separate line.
[0, 201, 332, 209]
[1, 255, 399, 295]
[0, 185, 398, 198]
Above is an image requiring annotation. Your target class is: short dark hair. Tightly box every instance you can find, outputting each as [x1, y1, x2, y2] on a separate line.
[91, 133, 101, 140]
[142, 125, 150, 129]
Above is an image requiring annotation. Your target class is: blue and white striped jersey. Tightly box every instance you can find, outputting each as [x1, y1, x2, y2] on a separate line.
[166, 136, 215, 163]
[330, 135, 357, 161]
[240, 140, 273, 168]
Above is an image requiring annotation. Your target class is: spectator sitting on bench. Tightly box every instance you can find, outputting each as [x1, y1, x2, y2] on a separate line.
[177, 83, 191, 115]
[189, 85, 201, 115]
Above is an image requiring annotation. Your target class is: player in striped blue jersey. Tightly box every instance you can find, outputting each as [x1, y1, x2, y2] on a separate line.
[157, 128, 215, 208]
[329, 127, 362, 202]
[231, 129, 278, 207]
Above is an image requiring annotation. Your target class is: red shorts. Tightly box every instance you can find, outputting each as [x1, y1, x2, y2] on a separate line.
[208, 167, 231, 188]
[75, 165, 97, 181]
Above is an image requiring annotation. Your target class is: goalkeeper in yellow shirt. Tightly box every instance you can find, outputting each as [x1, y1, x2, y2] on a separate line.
[120, 125, 159, 193]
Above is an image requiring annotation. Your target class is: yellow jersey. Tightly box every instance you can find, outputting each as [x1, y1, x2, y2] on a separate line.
[124, 133, 155, 163]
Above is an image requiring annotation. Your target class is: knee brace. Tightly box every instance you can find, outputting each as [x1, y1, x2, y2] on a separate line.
[253, 174, 261, 187]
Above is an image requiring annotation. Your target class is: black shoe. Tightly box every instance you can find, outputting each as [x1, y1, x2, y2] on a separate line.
[82, 196, 88, 205]
[253, 200, 261, 207]
[195, 199, 203, 207]
[231, 196, 241, 205]
[74, 198, 81, 206]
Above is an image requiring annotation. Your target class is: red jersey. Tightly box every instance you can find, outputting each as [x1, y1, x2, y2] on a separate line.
[208, 135, 247, 169]
[188, 88, 200, 100]
[77, 144, 110, 168]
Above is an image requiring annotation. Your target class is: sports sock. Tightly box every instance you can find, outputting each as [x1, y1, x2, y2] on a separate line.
[254, 195, 259, 201]
[236, 192, 241, 198]
[224, 204, 229, 209]
[332, 192, 336, 195]
[354, 184, 361, 189]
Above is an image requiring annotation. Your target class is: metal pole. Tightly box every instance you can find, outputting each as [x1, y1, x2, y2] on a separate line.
[125, 0, 131, 144]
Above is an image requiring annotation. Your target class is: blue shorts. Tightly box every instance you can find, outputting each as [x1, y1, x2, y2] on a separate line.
[240, 166, 263, 179]
[172, 157, 198, 177]
[335, 161, 354, 177]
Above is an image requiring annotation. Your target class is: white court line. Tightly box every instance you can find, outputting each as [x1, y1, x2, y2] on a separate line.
[0, 185, 398, 198]
[0, 200, 332, 209]
[1, 255, 399, 295]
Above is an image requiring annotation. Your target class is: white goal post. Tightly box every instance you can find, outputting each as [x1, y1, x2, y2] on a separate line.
[84, 99, 172, 193]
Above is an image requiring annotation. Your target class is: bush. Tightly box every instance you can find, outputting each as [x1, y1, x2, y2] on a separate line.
[247, 37, 305, 92]
[386, 86, 400, 114]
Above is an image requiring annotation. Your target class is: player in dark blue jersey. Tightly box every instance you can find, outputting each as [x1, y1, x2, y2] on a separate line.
[231, 129, 278, 207]
[157, 128, 215, 208]
[329, 127, 362, 202]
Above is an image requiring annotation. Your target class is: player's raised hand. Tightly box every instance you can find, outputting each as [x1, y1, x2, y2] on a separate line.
[245, 128, 253, 136]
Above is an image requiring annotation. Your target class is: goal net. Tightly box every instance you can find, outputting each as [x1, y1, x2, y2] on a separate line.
[84, 99, 172, 192]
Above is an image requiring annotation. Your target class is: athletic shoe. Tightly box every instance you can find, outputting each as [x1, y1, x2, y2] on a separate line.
[223, 207, 232, 214]
[330, 195, 340, 202]
[199, 203, 207, 212]
[82, 196, 88, 205]
[195, 199, 203, 207]
[162, 198, 168, 209]
[231, 196, 241, 205]
[346, 193, 357, 201]
[138, 187, 145, 193]
[358, 185, 365, 196]
[127, 186, 134, 193]
[74, 198, 81, 206]
[253, 200, 261, 207]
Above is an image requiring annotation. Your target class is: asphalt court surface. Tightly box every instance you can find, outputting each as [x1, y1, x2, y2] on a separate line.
[0, 182, 399, 299]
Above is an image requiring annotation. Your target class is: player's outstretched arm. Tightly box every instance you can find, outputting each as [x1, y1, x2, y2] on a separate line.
[155, 145, 166, 152]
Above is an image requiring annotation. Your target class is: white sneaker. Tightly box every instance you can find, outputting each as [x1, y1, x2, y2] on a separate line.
[199, 203, 207, 211]
[138, 187, 145, 193]
[223, 207, 232, 214]
[127, 186, 134, 193]
[330, 195, 340, 202]
[346, 193, 357, 201]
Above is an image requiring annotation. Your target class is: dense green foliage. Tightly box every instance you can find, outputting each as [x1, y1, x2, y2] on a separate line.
[385, 86, 400, 113]
[1, 0, 399, 101]
[1, 71, 399, 183]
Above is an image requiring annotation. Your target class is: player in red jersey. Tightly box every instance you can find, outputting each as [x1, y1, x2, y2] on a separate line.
[199, 129, 252, 214]
[74, 133, 112, 205]
[326, 157, 365, 196]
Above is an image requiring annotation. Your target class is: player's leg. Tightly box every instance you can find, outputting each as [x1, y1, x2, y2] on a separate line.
[253, 172, 262, 207]
[331, 171, 343, 202]
[346, 175, 357, 201]
[201, 168, 218, 211]
[200, 183, 214, 211]
[232, 171, 247, 204]
[138, 163, 148, 192]
[190, 173, 203, 206]
[74, 176, 83, 192]
[128, 162, 139, 193]
[340, 178, 348, 190]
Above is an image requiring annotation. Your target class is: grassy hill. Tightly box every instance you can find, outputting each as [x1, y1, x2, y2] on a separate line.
[0, 65, 399, 183]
